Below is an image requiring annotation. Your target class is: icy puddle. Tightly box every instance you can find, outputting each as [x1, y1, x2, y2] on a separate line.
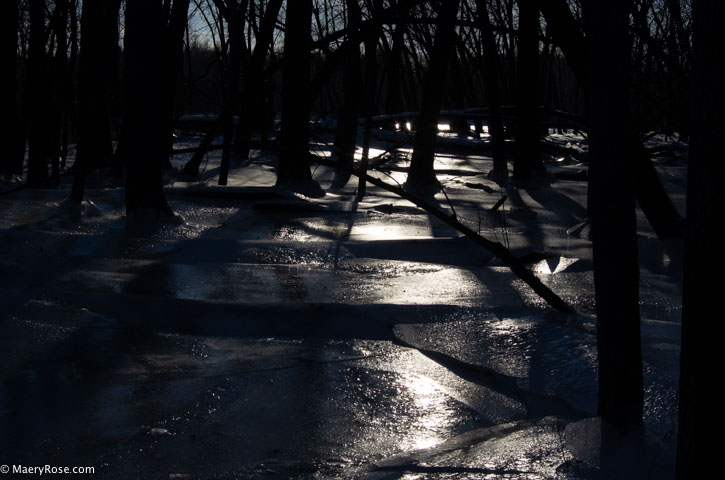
[0, 330, 512, 479]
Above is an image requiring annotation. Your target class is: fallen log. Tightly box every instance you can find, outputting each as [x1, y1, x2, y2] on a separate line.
[309, 154, 576, 313]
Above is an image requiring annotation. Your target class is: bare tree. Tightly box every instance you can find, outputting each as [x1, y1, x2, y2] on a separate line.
[0, 0, 22, 175]
[513, 0, 543, 181]
[214, 0, 246, 185]
[406, 0, 460, 189]
[26, 0, 54, 187]
[123, 0, 174, 218]
[276, 0, 318, 190]
[72, 0, 121, 201]
[677, 1, 721, 476]
[332, 0, 363, 187]
[476, 0, 508, 185]
[584, 0, 643, 429]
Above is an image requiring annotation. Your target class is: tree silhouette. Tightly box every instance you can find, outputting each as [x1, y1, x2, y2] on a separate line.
[0, 0, 22, 175]
[332, 0, 363, 187]
[513, 0, 543, 181]
[406, 0, 460, 189]
[122, 0, 173, 218]
[276, 0, 317, 190]
[584, 0, 643, 429]
[72, 0, 120, 201]
[677, 1, 722, 475]
[26, 0, 53, 187]
[476, 0, 508, 185]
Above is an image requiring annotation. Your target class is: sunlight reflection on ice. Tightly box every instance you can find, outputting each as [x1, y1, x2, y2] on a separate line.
[401, 372, 451, 450]
[380, 267, 485, 305]
[379, 349, 465, 453]
[355, 147, 386, 160]
[349, 224, 433, 241]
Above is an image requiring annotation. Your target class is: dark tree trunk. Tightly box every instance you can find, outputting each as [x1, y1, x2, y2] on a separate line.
[0, 0, 23, 174]
[65, 0, 79, 171]
[584, 0, 643, 429]
[276, 0, 314, 186]
[384, 21, 405, 115]
[228, 1, 251, 161]
[218, 1, 244, 186]
[161, 0, 192, 171]
[677, 2, 722, 476]
[539, 0, 588, 87]
[332, 0, 363, 187]
[55, 0, 70, 179]
[406, 0, 459, 188]
[356, 0, 384, 198]
[513, 0, 543, 181]
[664, 0, 690, 141]
[72, 0, 119, 201]
[26, 0, 53, 187]
[48, 0, 69, 183]
[233, 0, 282, 160]
[476, 0, 507, 185]
[123, 0, 172, 217]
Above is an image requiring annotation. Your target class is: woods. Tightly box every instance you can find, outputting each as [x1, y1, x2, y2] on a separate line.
[2, 0, 704, 477]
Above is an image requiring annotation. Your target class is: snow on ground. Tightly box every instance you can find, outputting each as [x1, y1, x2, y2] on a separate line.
[0, 130, 683, 478]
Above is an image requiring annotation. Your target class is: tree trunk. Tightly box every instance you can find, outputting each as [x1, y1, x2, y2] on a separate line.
[123, 0, 172, 217]
[513, 0, 543, 181]
[218, 1, 244, 186]
[51, 0, 69, 182]
[276, 0, 314, 186]
[677, 2, 722, 476]
[356, 0, 384, 198]
[233, 0, 282, 160]
[384, 20, 405, 115]
[584, 0, 643, 429]
[161, 0, 192, 171]
[0, 0, 23, 175]
[406, 0, 459, 188]
[332, 0, 363, 187]
[62, 0, 79, 172]
[72, 0, 118, 201]
[26, 0, 53, 187]
[476, 0, 507, 185]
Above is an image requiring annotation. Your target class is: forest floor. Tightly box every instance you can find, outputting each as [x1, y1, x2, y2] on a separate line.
[0, 129, 686, 479]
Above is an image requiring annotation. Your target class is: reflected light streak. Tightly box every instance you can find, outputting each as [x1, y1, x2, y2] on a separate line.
[359, 147, 386, 160]
[399, 369, 455, 451]
[381, 267, 482, 306]
[349, 224, 432, 241]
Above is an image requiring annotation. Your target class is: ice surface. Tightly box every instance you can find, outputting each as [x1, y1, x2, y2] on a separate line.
[0, 131, 683, 478]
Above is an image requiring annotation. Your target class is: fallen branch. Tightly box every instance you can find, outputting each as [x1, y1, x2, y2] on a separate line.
[309, 154, 575, 313]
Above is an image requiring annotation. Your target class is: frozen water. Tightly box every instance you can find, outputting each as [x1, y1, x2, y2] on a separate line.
[0, 132, 684, 478]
